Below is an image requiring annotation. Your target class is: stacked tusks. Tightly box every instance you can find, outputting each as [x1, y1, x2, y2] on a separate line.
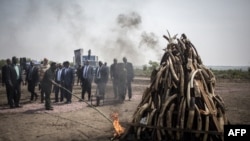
[121, 31, 229, 141]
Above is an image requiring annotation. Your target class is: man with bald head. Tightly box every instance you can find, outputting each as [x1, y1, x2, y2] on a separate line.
[42, 62, 57, 110]
[26, 61, 39, 101]
[110, 58, 118, 99]
[61, 61, 74, 104]
[80, 60, 94, 101]
[123, 57, 134, 101]
[95, 61, 109, 106]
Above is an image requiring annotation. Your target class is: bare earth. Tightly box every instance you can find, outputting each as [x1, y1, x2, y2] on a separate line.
[0, 77, 249, 141]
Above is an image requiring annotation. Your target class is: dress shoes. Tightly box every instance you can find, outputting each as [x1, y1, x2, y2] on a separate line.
[64, 101, 71, 104]
[35, 95, 38, 101]
[15, 105, 22, 108]
[46, 107, 53, 110]
[10, 105, 15, 109]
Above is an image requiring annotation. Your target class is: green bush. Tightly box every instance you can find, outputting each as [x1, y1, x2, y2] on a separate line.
[136, 60, 159, 76]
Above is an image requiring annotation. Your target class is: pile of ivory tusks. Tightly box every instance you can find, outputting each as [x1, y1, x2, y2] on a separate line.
[125, 32, 229, 141]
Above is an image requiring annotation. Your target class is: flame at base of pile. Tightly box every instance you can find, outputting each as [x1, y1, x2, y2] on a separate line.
[120, 31, 229, 141]
[110, 112, 125, 141]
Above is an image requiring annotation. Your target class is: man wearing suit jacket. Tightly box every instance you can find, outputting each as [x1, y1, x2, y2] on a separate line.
[42, 62, 57, 110]
[1, 58, 12, 105]
[80, 60, 94, 101]
[26, 61, 39, 101]
[95, 61, 109, 106]
[123, 57, 134, 101]
[61, 61, 74, 104]
[110, 58, 119, 99]
[5, 56, 23, 108]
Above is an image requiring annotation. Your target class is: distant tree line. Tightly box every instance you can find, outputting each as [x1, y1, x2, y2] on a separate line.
[134, 60, 250, 80]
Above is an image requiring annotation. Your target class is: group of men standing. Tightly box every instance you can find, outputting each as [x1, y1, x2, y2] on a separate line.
[110, 57, 134, 102]
[1, 56, 134, 109]
[24, 58, 58, 110]
[24, 58, 74, 110]
[78, 60, 109, 106]
[1, 56, 24, 108]
[78, 56, 134, 106]
[42, 60, 74, 110]
[1, 57, 70, 110]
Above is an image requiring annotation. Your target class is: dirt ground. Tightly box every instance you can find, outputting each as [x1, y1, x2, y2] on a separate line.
[0, 77, 249, 141]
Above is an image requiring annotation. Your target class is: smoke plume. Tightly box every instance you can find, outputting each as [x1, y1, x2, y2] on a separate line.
[0, 1, 161, 66]
[117, 12, 142, 29]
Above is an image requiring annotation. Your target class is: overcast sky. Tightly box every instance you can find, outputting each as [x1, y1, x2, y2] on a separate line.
[0, 0, 250, 66]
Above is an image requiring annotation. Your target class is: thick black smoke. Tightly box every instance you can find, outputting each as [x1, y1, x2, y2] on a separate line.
[100, 11, 143, 65]
[117, 12, 142, 29]
[104, 11, 161, 65]
[139, 31, 159, 49]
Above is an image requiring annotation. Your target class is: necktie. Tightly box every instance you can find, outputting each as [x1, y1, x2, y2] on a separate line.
[28, 66, 34, 80]
[97, 67, 100, 78]
[65, 68, 68, 75]
[84, 66, 89, 78]
[85, 66, 89, 77]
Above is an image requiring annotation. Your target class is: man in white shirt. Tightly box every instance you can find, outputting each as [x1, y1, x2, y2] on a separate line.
[54, 63, 63, 102]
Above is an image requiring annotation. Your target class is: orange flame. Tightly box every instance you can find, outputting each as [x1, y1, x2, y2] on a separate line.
[111, 112, 125, 137]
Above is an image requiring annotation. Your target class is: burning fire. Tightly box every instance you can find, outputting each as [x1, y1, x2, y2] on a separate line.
[110, 112, 125, 138]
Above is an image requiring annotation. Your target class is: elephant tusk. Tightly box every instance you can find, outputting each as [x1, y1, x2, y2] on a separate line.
[158, 94, 177, 136]
[195, 104, 202, 138]
[166, 103, 175, 139]
[186, 97, 195, 129]
[169, 57, 179, 82]
[187, 69, 201, 108]
[203, 105, 209, 141]
[146, 108, 157, 126]
[180, 97, 187, 138]
[217, 108, 224, 131]
[176, 97, 185, 140]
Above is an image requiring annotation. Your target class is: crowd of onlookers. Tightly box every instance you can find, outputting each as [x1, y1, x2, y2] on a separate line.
[1, 56, 134, 110]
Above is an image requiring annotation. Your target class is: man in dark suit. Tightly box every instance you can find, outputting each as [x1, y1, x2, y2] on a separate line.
[95, 61, 109, 106]
[116, 62, 127, 102]
[80, 60, 94, 101]
[1, 58, 11, 105]
[123, 57, 134, 101]
[42, 62, 57, 110]
[61, 61, 74, 104]
[110, 58, 119, 99]
[5, 56, 23, 108]
[26, 61, 39, 101]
